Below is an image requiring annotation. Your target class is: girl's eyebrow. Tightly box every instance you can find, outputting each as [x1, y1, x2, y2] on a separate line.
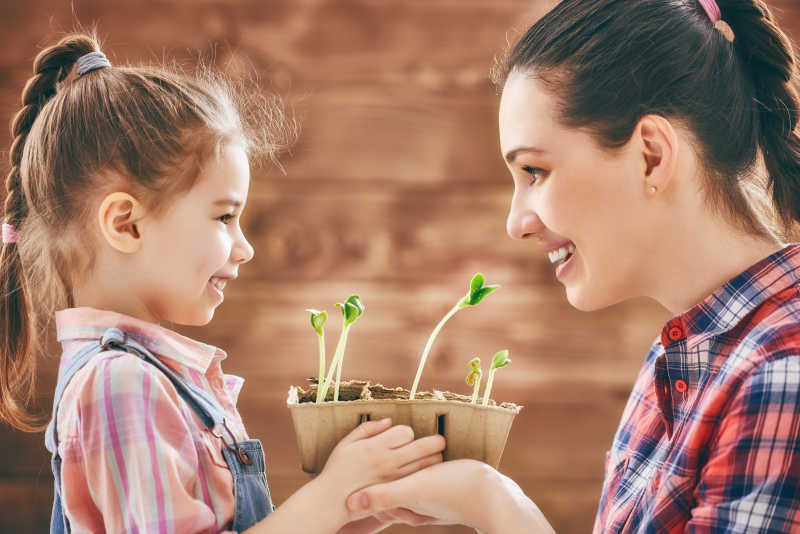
[213, 198, 243, 209]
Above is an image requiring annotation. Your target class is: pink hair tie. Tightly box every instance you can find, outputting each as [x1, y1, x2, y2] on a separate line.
[2, 223, 19, 244]
[698, 0, 735, 42]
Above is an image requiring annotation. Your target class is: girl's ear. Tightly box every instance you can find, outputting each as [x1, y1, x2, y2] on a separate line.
[635, 114, 678, 193]
[97, 192, 145, 253]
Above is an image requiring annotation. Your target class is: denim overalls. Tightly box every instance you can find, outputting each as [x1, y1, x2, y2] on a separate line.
[44, 328, 274, 533]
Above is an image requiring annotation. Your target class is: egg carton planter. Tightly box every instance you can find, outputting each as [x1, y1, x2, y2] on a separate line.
[287, 274, 522, 474]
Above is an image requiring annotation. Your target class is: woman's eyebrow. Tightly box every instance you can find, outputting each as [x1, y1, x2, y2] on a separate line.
[504, 146, 547, 163]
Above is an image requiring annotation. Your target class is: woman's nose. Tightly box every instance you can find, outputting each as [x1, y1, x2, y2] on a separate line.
[507, 207, 543, 240]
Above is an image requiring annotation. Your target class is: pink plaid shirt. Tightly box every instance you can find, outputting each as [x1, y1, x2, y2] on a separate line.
[53, 307, 250, 533]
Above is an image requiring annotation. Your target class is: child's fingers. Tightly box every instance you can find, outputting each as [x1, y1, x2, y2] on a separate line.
[392, 434, 446, 467]
[370, 424, 415, 449]
[338, 418, 393, 445]
[394, 451, 443, 478]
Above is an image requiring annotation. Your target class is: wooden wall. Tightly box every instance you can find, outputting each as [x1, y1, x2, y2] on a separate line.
[1, 1, 800, 532]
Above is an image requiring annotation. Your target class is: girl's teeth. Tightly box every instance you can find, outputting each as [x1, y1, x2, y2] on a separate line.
[211, 277, 226, 291]
[547, 244, 576, 264]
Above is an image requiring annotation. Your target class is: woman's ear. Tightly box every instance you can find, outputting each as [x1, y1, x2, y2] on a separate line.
[636, 114, 678, 193]
[97, 192, 145, 254]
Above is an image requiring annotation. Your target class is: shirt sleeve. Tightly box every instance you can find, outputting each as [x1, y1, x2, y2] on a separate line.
[689, 355, 800, 533]
[57, 352, 236, 534]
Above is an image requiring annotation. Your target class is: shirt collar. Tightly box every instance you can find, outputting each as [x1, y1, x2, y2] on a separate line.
[55, 307, 226, 373]
[661, 243, 800, 350]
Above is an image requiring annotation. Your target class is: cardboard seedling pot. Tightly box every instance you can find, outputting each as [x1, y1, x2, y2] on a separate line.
[287, 380, 522, 474]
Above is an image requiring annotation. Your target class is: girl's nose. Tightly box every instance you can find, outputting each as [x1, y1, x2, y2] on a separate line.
[507, 208, 543, 240]
[233, 233, 255, 264]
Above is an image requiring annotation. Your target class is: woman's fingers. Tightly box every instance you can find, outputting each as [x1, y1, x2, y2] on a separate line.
[378, 508, 441, 527]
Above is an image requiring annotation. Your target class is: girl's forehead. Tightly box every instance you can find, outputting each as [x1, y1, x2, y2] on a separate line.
[195, 144, 251, 199]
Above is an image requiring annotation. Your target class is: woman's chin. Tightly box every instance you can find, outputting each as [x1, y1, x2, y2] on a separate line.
[565, 284, 612, 312]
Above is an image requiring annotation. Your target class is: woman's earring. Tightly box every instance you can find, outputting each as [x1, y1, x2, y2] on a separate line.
[648, 185, 657, 194]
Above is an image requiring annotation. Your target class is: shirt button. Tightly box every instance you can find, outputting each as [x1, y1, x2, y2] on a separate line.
[668, 326, 684, 341]
[675, 379, 688, 393]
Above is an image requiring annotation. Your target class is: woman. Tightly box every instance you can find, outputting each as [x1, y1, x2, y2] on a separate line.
[343, 0, 800, 532]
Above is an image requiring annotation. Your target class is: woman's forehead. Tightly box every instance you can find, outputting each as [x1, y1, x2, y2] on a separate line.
[499, 73, 563, 155]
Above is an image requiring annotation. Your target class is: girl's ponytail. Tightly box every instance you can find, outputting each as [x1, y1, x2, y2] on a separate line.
[720, 0, 800, 228]
[1, 34, 98, 431]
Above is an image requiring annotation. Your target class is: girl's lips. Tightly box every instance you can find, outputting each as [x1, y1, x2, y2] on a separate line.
[208, 279, 225, 300]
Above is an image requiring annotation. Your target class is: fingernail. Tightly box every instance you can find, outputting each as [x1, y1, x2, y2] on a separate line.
[354, 492, 369, 511]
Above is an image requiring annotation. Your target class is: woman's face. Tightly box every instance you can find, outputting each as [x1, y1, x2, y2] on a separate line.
[499, 70, 656, 311]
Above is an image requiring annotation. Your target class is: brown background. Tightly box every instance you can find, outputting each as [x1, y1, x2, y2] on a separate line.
[2, 1, 800, 533]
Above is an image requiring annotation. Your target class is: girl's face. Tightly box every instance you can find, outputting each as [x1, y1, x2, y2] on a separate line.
[138, 143, 255, 325]
[499, 71, 656, 311]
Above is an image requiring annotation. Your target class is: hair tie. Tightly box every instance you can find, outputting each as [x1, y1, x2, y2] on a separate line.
[698, 0, 735, 42]
[2, 223, 19, 244]
[76, 51, 112, 77]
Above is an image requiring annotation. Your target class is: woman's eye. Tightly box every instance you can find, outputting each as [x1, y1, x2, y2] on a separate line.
[217, 214, 234, 224]
[522, 166, 545, 185]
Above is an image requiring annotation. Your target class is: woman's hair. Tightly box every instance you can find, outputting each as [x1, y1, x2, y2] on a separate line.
[491, 0, 800, 239]
[0, 32, 296, 431]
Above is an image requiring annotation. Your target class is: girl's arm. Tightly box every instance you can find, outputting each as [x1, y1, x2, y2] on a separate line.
[344, 459, 555, 534]
[245, 418, 446, 533]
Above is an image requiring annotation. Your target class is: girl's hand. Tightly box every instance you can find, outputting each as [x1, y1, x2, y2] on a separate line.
[344, 459, 556, 534]
[314, 418, 446, 528]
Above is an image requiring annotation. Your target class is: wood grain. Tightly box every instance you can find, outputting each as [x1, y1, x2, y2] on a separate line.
[1, 1, 799, 533]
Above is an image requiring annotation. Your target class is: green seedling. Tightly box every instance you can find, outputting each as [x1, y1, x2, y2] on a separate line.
[307, 309, 328, 392]
[466, 357, 482, 405]
[482, 350, 511, 406]
[316, 295, 364, 403]
[409, 273, 499, 400]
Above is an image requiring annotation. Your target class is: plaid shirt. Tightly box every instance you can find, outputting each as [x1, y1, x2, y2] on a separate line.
[593, 244, 800, 533]
[53, 308, 248, 533]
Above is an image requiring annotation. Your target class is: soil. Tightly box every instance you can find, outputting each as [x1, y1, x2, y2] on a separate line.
[293, 379, 520, 410]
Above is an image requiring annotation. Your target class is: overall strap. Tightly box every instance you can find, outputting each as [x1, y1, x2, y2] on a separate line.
[46, 327, 228, 454]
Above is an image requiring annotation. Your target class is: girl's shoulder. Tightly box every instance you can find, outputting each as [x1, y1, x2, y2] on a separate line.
[55, 348, 187, 442]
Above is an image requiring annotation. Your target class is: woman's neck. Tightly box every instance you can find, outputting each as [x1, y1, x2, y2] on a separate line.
[650, 218, 784, 316]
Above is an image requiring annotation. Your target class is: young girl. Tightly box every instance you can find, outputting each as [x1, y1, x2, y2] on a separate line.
[342, 0, 800, 532]
[0, 33, 445, 533]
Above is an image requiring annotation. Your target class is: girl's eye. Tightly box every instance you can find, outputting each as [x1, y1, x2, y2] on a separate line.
[217, 214, 235, 224]
[522, 166, 545, 186]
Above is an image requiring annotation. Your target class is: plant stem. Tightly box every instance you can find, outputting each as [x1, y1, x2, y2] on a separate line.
[410, 302, 461, 400]
[317, 325, 350, 402]
[318, 331, 326, 388]
[471, 374, 482, 404]
[333, 327, 350, 401]
[482, 368, 496, 406]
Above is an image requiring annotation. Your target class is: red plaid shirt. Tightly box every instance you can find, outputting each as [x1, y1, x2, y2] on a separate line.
[593, 244, 800, 533]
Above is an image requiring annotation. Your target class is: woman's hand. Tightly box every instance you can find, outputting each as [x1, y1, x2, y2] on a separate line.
[344, 459, 556, 534]
[313, 418, 446, 529]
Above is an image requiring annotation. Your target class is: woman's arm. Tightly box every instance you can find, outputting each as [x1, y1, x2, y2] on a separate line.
[344, 459, 556, 534]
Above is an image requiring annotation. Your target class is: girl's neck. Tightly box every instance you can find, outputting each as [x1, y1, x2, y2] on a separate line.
[73, 273, 160, 325]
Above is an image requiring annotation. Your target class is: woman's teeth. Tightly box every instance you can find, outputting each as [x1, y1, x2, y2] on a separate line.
[548, 243, 576, 265]
[210, 277, 227, 291]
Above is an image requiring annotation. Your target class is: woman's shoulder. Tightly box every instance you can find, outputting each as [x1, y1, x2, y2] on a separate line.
[718, 285, 800, 380]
